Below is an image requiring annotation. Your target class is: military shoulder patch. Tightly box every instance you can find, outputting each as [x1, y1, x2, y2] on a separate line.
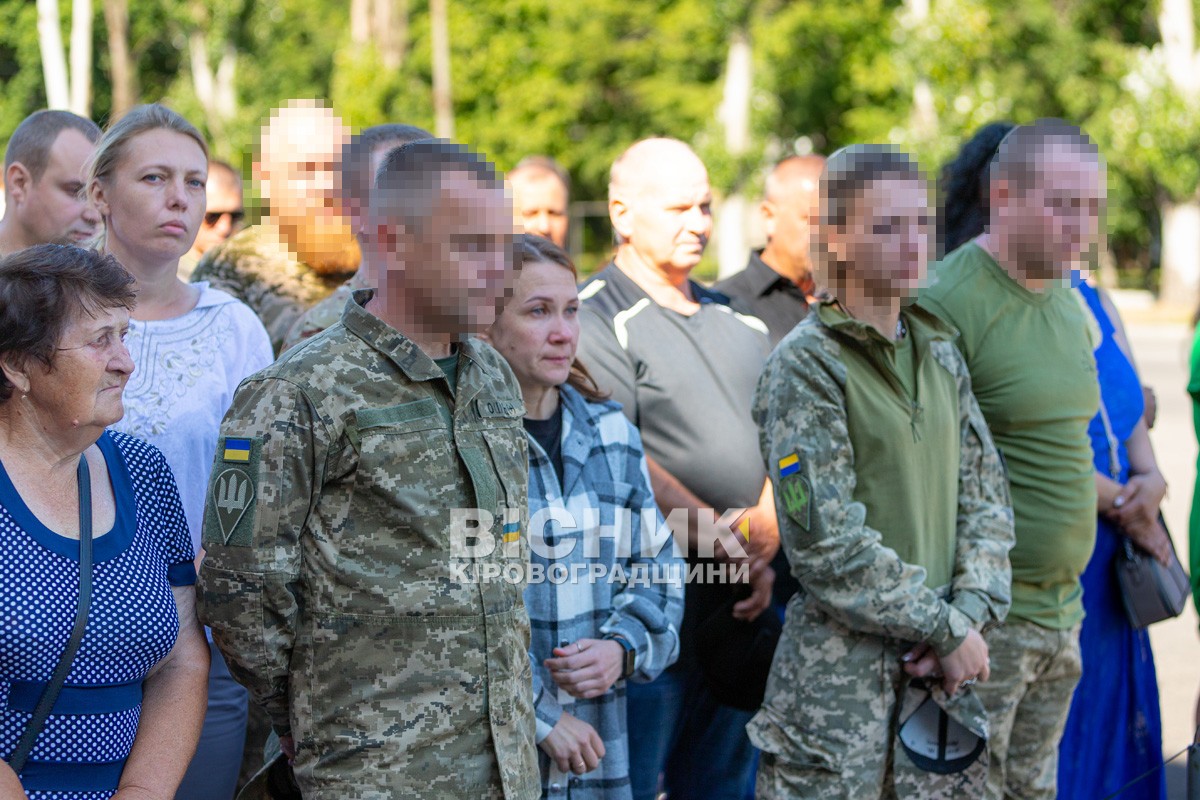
[204, 436, 261, 548]
[777, 452, 812, 531]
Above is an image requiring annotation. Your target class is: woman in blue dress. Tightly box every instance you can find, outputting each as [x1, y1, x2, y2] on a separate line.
[1057, 276, 1169, 800]
[0, 245, 209, 799]
[940, 123, 1171, 800]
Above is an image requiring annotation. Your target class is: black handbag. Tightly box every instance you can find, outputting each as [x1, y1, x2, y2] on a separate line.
[7, 456, 95, 775]
[1096, 398, 1190, 629]
[1115, 521, 1190, 629]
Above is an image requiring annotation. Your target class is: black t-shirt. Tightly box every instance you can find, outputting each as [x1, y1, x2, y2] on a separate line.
[714, 249, 812, 348]
[523, 404, 564, 488]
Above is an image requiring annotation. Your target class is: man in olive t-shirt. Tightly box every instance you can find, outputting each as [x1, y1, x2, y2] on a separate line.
[921, 120, 1102, 800]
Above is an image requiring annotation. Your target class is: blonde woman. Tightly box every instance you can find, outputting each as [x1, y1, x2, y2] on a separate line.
[88, 104, 273, 800]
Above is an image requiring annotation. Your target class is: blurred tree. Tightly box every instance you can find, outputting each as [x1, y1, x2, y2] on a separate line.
[0, 0, 1189, 295]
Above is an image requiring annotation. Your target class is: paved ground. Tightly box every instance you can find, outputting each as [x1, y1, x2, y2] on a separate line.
[1127, 318, 1198, 799]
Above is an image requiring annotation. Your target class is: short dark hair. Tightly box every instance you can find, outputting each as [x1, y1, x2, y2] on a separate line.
[820, 145, 922, 229]
[815, 145, 924, 292]
[340, 123, 432, 218]
[991, 118, 1101, 192]
[371, 139, 501, 223]
[0, 244, 136, 403]
[4, 110, 102, 183]
[508, 155, 571, 195]
[938, 121, 1016, 255]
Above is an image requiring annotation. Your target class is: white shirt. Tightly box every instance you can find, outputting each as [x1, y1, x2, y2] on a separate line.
[111, 284, 273, 551]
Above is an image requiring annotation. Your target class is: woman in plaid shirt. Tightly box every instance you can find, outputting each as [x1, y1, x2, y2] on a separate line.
[485, 235, 685, 799]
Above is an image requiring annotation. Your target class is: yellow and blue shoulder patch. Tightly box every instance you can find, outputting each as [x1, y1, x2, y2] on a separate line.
[204, 435, 261, 548]
[778, 452, 801, 478]
[777, 452, 811, 531]
[502, 520, 521, 544]
[223, 437, 252, 463]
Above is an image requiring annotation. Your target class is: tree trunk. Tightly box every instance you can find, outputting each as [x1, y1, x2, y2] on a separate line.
[69, 0, 93, 116]
[215, 43, 237, 120]
[376, 0, 405, 70]
[1159, 0, 1197, 94]
[906, 0, 937, 140]
[351, 0, 370, 44]
[189, 30, 237, 146]
[37, 0, 70, 110]
[103, 0, 137, 116]
[189, 31, 215, 112]
[1159, 198, 1200, 312]
[716, 29, 753, 279]
[1155, 0, 1200, 309]
[430, 0, 454, 138]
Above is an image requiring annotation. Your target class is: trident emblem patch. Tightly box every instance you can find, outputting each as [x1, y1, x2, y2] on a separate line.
[213, 468, 255, 544]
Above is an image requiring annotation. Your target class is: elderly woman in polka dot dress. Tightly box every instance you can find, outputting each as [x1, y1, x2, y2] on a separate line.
[0, 245, 209, 799]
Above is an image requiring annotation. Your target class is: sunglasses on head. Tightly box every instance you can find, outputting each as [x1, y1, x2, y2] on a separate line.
[204, 210, 246, 226]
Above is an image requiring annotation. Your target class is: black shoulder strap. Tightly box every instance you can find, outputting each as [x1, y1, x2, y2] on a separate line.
[8, 454, 95, 775]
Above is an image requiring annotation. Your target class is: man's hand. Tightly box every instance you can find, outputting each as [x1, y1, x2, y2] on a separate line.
[544, 639, 624, 699]
[732, 558, 775, 622]
[714, 483, 781, 566]
[539, 712, 605, 775]
[742, 495, 781, 565]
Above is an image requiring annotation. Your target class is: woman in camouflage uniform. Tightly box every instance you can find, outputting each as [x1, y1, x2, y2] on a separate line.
[748, 146, 1015, 799]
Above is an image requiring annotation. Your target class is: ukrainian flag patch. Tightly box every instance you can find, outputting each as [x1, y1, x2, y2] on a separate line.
[778, 452, 800, 478]
[223, 437, 252, 463]
[502, 521, 520, 544]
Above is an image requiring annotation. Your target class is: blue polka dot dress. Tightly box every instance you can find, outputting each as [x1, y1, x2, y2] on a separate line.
[0, 431, 196, 799]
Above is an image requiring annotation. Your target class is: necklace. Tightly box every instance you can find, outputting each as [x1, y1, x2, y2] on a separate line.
[895, 316, 907, 340]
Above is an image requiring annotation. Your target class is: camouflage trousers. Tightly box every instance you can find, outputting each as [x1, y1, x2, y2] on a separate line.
[750, 597, 987, 800]
[972, 619, 1082, 800]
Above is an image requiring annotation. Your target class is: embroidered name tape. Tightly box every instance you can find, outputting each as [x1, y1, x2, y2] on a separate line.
[476, 398, 523, 418]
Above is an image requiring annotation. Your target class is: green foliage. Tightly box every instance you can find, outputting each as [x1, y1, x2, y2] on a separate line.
[0, 0, 1193, 279]
[0, 1, 45, 149]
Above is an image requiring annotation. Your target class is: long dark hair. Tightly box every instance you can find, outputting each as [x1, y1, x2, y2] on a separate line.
[514, 234, 610, 402]
[938, 121, 1016, 256]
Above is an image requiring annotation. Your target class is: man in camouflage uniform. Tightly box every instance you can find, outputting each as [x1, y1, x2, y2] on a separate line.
[280, 122, 433, 352]
[192, 100, 360, 353]
[921, 121, 1103, 800]
[198, 140, 539, 799]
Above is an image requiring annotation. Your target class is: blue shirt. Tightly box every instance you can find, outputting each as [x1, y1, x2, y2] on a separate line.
[524, 384, 684, 799]
[0, 431, 195, 799]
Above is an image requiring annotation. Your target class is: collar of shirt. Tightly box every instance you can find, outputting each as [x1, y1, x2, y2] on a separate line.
[340, 288, 499, 386]
[746, 250, 814, 300]
[599, 260, 733, 308]
[815, 296, 957, 348]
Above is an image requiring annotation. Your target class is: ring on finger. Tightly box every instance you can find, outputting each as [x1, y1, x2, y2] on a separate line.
[961, 678, 977, 687]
